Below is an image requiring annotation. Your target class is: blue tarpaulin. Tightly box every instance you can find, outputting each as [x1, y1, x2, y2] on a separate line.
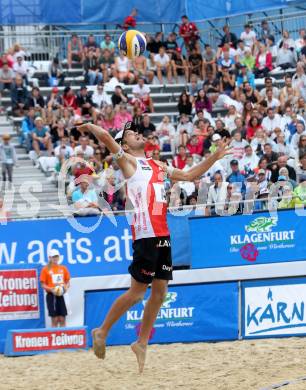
[0, 0, 300, 25]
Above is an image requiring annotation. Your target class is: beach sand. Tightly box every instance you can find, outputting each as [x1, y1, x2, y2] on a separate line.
[1, 338, 306, 390]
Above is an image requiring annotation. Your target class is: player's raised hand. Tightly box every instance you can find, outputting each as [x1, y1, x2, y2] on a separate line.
[215, 137, 232, 160]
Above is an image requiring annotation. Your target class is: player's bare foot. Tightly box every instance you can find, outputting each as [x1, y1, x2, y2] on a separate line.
[92, 328, 106, 359]
[131, 341, 147, 373]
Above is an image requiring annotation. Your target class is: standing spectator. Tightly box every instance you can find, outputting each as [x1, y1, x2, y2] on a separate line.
[72, 177, 100, 216]
[76, 86, 97, 121]
[40, 249, 70, 327]
[12, 56, 28, 84]
[138, 114, 156, 137]
[100, 34, 115, 55]
[221, 25, 238, 48]
[111, 85, 128, 107]
[254, 44, 273, 78]
[11, 75, 28, 117]
[132, 77, 154, 113]
[154, 46, 172, 84]
[67, 34, 83, 69]
[188, 47, 203, 80]
[0, 134, 18, 183]
[179, 15, 200, 51]
[259, 20, 272, 43]
[48, 57, 64, 87]
[123, 8, 137, 30]
[240, 24, 256, 49]
[177, 92, 192, 116]
[32, 117, 53, 157]
[84, 49, 103, 85]
[84, 34, 99, 57]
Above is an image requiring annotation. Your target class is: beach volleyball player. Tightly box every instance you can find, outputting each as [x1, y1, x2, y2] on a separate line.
[78, 121, 231, 373]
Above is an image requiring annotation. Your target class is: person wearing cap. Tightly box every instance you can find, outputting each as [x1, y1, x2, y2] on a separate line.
[77, 120, 231, 371]
[48, 57, 64, 87]
[72, 176, 100, 216]
[40, 249, 70, 327]
[226, 159, 246, 195]
[0, 134, 18, 182]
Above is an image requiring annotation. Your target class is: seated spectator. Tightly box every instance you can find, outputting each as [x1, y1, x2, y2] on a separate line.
[63, 86, 78, 115]
[278, 185, 300, 209]
[99, 48, 114, 83]
[221, 25, 238, 48]
[177, 114, 193, 146]
[102, 173, 125, 211]
[236, 40, 246, 64]
[295, 152, 306, 181]
[100, 34, 115, 55]
[270, 155, 296, 183]
[171, 48, 189, 83]
[74, 135, 94, 159]
[266, 35, 278, 58]
[48, 57, 64, 87]
[114, 103, 132, 130]
[226, 159, 246, 193]
[277, 30, 296, 50]
[11, 75, 28, 117]
[0, 197, 9, 222]
[202, 44, 216, 78]
[72, 178, 100, 216]
[146, 32, 164, 62]
[154, 46, 172, 84]
[292, 62, 306, 101]
[241, 48, 255, 72]
[188, 47, 203, 79]
[293, 174, 306, 204]
[239, 144, 259, 175]
[98, 104, 115, 132]
[84, 49, 102, 86]
[178, 91, 192, 116]
[111, 85, 128, 107]
[27, 87, 45, 117]
[20, 107, 35, 150]
[276, 43, 297, 70]
[67, 34, 83, 69]
[224, 105, 241, 133]
[203, 72, 219, 94]
[0, 62, 14, 94]
[172, 145, 187, 169]
[144, 135, 160, 157]
[236, 65, 255, 89]
[186, 134, 203, 157]
[262, 142, 278, 163]
[230, 130, 248, 160]
[164, 32, 178, 58]
[138, 114, 156, 137]
[122, 8, 137, 30]
[46, 87, 63, 115]
[260, 77, 279, 99]
[274, 132, 291, 155]
[290, 120, 306, 152]
[254, 44, 273, 78]
[50, 118, 69, 145]
[247, 116, 262, 141]
[83, 34, 99, 57]
[194, 89, 212, 113]
[206, 172, 228, 216]
[132, 54, 154, 83]
[188, 74, 201, 98]
[132, 77, 154, 113]
[266, 88, 281, 110]
[179, 15, 200, 52]
[92, 83, 111, 109]
[32, 117, 53, 157]
[240, 24, 256, 49]
[219, 67, 236, 97]
[261, 107, 285, 135]
[217, 50, 235, 72]
[12, 56, 28, 84]
[114, 51, 135, 84]
[76, 86, 97, 122]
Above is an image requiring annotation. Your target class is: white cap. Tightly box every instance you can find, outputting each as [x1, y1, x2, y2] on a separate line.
[212, 133, 221, 142]
[114, 130, 124, 141]
[48, 249, 60, 258]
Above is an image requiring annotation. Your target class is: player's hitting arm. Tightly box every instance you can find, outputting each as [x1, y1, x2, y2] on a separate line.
[77, 123, 136, 178]
[169, 139, 231, 182]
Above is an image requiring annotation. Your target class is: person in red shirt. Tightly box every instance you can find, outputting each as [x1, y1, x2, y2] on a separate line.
[172, 145, 187, 169]
[246, 116, 262, 141]
[144, 135, 160, 157]
[0, 54, 14, 69]
[187, 134, 203, 156]
[179, 15, 200, 51]
[123, 8, 137, 30]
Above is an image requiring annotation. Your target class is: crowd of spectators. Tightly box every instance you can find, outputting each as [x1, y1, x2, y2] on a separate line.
[0, 17, 306, 216]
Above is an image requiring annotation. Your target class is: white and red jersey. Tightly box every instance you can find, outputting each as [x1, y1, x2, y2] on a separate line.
[126, 157, 169, 240]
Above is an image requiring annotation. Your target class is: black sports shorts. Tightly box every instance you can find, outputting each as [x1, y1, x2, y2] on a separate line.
[128, 236, 173, 284]
[46, 292, 67, 317]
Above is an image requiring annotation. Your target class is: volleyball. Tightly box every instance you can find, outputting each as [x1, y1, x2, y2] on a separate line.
[53, 285, 65, 296]
[118, 30, 146, 59]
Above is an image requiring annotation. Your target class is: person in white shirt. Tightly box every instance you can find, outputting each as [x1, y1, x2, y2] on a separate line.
[206, 172, 228, 216]
[192, 109, 215, 127]
[236, 40, 246, 64]
[261, 107, 285, 135]
[273, 133, 291, 155]
[259, 77, 279, 99]
[179, 155, 196, 196]
[12, 56, 28, 83]
[295, 29, 306, 54]
[240, 24, 256, 49]
[74, 136, 94, 159]
[266, 88, 280, 109]
[132, 77, 154, 112]
[176, 114, 193, 147]
[154, 46, 172, 84]
[230, 130, 248, 160]
[239, 144, 259, 174]
[290, 121, 306, 153]
[224, 105, 241, 133]
[92, 83, 111, 109]
[155, 115, 176, 152]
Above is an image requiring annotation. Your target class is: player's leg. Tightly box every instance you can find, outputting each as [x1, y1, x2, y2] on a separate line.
[92, 277, 148, 359]
[58, 316, 66, 327]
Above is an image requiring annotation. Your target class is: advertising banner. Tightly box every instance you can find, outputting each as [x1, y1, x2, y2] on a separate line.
[190, 210, 306, 269]
[84, 282, 238, 345]
[0, 215, 190, 278]
[242, 278, 306, 338]
[4, 327, 88, 356]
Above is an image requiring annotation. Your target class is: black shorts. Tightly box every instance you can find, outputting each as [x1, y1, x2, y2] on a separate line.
[46, 292, 67, 317]
[129, 236, 173, 284]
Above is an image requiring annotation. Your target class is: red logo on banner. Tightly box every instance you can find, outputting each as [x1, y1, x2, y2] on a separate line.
[240, 243, 259, 262]
[13, 329, 87, 352]
[0, 269, 39, 320]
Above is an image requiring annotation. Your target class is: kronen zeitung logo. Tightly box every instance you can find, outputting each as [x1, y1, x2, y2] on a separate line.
[126, 292, 194, 327]
[230, 216, 295, 246]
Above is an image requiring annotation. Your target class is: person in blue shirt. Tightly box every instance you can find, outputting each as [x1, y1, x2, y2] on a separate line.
[20, 107, 35, 151]
[226, 159, 246, 195]
[236, 65, 255, 89]
[31, 117, 53, 156]
[72, 178, 100, 216]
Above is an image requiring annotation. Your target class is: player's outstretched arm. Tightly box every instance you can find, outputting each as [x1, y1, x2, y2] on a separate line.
[77, 123, 136, 178]
[170, 138, 231, 182]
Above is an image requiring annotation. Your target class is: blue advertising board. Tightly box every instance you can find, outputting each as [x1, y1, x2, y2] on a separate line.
[242, 277, 306, 339]
[84, 282, 238, 345]
[190, 209, 306, 269]
[0, 215, 191, 278]
[0, 264, 45, 353]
